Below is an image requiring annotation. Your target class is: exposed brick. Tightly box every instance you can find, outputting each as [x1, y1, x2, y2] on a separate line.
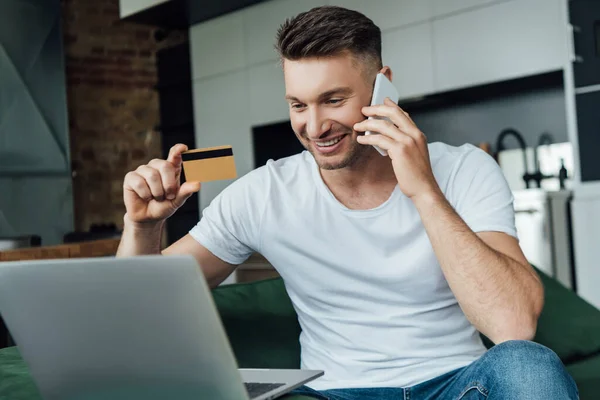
[64, 33, 78, 44]
[107, 49, 136, 57]
[62, 0, 182, 231]
[80, 147, 95, 160]
[90, 46, 105, 55]
[135, 30, 151, 40]
[130, 149, 146, 161]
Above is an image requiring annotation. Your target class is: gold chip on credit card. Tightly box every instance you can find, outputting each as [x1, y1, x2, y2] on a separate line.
[181, 145, 237, 183]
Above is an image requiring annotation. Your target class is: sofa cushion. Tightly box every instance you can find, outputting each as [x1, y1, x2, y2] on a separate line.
[0, 347, 41, 400]
[566, 354, 600, 400]
[533, 267, 600, 364]
[212, 277, 302, 369]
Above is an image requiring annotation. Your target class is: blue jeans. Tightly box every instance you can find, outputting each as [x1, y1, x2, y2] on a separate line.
[291, 340, 579, 399]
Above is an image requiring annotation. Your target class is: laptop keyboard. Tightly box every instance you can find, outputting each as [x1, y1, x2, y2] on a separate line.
[245, 382, 286, 398]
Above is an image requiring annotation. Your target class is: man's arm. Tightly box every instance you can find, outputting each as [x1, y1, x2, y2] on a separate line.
[116, 215, 236, 289]
[355, 97, 544, 344]
[116, 215, 164, 257]
[116, 143, 237, 288]
[413, 190, 544, 343]
[162, 234, 237, 288]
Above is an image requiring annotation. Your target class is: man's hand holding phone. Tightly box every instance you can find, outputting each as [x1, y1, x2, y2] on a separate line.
[355, 97, 440, 201]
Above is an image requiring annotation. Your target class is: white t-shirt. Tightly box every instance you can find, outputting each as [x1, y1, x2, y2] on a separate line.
[190, 142, 517, 390]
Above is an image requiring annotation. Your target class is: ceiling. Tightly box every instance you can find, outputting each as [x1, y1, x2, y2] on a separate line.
[123, 0, 272, 29]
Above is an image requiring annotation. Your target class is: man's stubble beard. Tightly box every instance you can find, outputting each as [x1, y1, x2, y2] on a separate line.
[300, 131, 371, 171]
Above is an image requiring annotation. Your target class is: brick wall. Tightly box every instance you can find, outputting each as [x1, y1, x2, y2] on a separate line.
[61, 0, 186, 231]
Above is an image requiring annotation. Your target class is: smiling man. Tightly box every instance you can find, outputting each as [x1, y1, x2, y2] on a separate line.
[117, 5, 578, 399]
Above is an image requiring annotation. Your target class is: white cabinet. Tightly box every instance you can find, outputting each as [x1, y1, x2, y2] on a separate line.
[432, 0, 566, 92]
[571, 183, 600, 309]
[247, 61, 289, 126]
[329, 0, 431, 30]
[430, 0, 502, 18]
[513, 190, 553, 277]
[243, 0, 326, 65]
[513, 189, 576, 290]
[382, 23, 435, 100]
[190, 11, 246, 80]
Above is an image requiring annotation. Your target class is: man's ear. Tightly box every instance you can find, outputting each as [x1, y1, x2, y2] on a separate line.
[379, 66, 393, 82]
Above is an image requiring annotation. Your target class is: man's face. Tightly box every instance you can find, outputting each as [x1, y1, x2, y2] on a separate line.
[283, 54, 375, 170]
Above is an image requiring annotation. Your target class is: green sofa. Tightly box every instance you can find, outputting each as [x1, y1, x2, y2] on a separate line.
[1, 268, 600, 399]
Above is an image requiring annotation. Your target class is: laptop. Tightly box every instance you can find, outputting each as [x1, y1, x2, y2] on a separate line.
[0, 255, 323, 400]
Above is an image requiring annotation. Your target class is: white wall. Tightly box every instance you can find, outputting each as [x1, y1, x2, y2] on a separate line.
[119, 0, 170, 18]
[189, 0, 568, 211]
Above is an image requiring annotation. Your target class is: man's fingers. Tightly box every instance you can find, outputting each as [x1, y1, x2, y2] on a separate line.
[135, 165, 166, 201]
[356, 133, 396, 151]
[167, 143, 189, 165]
[173, 181, 201, 208]
[361, 99, 428, 151]
[354, 118, 413, 146]
[148, 159, 179, 200]
[362, 98, 419, 138]
[124, 172, 152, 201]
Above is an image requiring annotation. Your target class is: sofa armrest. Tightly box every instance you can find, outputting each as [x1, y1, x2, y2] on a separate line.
[212, 278, 302, 369]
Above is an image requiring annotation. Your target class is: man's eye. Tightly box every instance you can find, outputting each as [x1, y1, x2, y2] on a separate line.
[291, 103, 305, 109]
[326, 99, 343, 105]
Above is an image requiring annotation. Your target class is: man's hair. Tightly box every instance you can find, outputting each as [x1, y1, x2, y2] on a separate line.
[275, 6, 382, 73]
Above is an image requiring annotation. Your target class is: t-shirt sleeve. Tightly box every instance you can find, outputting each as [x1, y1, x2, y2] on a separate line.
[448, 147, 518, 239]
[188, 168, 268, 265]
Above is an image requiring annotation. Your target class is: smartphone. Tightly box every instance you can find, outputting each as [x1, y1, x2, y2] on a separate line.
[365, 73, 400, 156]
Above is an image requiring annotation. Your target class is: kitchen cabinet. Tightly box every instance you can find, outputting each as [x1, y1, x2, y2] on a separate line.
[243, 0, 326, 65]
[514, 189, 576, 289]
[190, 11, 245, 80]
[575, 90, 600, 182]
[432, 0, 566, 92]
[570, 0, 600, 88]
[330, 0, 431, 31]
[430, 0, 502, 18]
[383, 23, 435, 100]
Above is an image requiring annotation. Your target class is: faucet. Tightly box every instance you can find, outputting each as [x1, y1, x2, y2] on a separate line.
[529, 132, 555, 188]
[495, 128, 532, 189]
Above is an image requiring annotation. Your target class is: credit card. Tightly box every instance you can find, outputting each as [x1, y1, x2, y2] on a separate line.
[181, 145, 237, 183]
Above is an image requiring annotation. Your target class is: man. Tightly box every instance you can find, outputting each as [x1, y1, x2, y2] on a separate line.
[117, 6, 578, 399]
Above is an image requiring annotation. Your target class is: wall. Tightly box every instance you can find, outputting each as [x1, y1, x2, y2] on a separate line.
[62, 0, 186, 232]
[189, 0, 569, 210]
[411, 87, 569, 149]
[0, 0, 73, 245]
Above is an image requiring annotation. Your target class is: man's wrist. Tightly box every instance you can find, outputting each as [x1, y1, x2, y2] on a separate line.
[411, 186, 447, 211]
[123, 213, 164, 234]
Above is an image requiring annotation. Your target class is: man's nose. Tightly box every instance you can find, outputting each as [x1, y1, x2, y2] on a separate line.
[305, 108, 332, 139]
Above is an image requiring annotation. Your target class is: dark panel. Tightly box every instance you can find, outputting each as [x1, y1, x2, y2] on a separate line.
[156, 42, 199, 244]
[252, 121, 304, 168]
[400, 71, 563, 113]
[575, 91, 600, 182]
[156, 42, 192, 86]
[158, 85, 194, 130]
[187, 0, 270, 25]
[166, 209, 201, 244]
[122, 0, 189, 29]
[570, 0, 600, 88]
[123, 0, 271, 29]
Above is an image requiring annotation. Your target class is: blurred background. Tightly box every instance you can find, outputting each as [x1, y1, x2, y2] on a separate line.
[0, 0, 599, 307]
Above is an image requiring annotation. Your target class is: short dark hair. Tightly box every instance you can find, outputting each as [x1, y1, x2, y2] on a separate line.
[275, 6, 382, 73]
